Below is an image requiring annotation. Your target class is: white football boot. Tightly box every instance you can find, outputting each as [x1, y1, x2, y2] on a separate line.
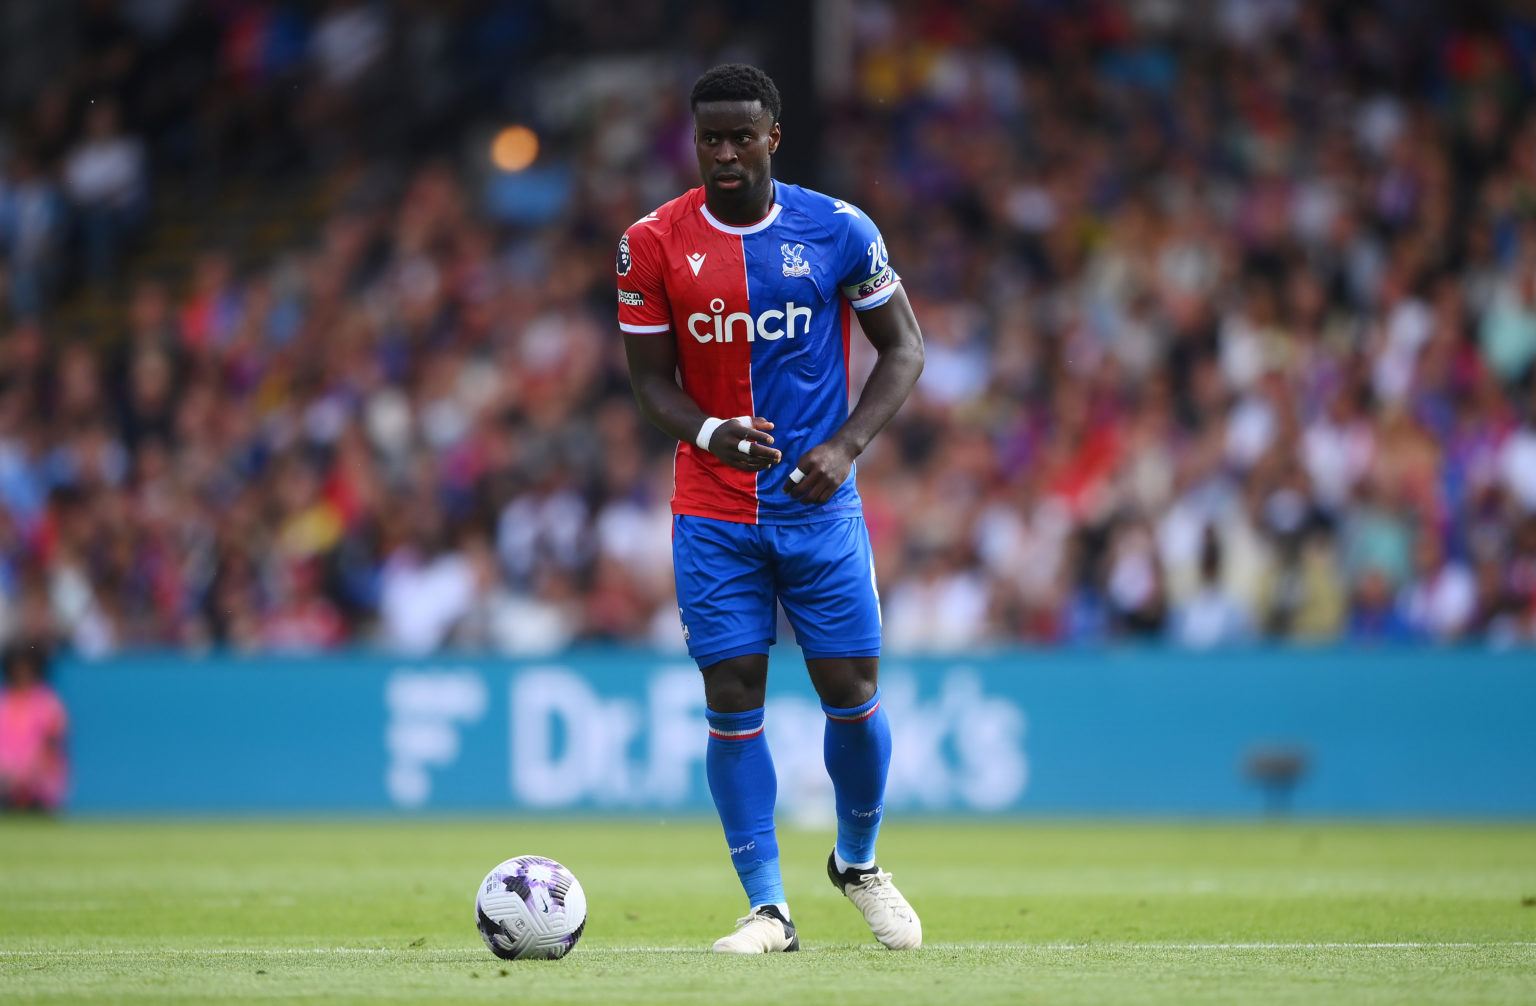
[828, 853, 922, 949]
[711, 904, 800, 953]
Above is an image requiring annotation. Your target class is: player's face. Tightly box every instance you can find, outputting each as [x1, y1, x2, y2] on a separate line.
[693, 101, 780, 211]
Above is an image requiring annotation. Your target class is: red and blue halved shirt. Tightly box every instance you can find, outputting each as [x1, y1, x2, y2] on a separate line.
[617, 182, 901, 525]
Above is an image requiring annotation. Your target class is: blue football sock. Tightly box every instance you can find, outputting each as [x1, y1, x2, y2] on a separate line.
[705, 707, 786, 911]
[822, 689, 892, 868]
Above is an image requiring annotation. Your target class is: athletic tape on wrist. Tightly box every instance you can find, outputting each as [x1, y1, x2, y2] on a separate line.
[695, 417, 727, 451]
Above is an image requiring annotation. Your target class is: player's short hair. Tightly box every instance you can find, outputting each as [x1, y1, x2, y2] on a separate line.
[690, 64, 781, 124]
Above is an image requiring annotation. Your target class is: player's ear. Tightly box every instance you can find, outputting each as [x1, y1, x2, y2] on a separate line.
[768, 122, 781, 154]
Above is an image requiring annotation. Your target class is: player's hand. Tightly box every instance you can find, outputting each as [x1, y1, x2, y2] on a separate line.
[709, 417, 781, 472]
[785, 440, 857, 504]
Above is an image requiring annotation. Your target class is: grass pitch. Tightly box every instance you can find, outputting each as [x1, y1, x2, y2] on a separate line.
[1, 819, 1533, 1004]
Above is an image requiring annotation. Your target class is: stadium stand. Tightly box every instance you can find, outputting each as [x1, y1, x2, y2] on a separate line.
[1, 0, 1534, 655]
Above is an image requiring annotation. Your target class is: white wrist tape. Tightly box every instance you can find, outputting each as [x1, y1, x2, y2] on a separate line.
[695, 417, 728, 451]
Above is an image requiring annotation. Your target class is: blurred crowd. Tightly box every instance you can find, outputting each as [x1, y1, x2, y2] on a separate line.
[3, 0, 1536, 657]
[845, 0, 1536, 649]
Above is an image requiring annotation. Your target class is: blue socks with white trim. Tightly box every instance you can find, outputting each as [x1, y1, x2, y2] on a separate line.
[707, 692, 892, 912]
[705, 707, 786, 912]
[822, 688, 892, 868]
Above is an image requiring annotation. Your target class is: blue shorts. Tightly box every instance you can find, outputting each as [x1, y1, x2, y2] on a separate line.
[672, 514, 883, 669]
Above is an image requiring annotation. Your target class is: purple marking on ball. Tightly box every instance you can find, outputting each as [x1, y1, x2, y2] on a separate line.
[501, 871, 532, 900]
[505, 858, 570, 911]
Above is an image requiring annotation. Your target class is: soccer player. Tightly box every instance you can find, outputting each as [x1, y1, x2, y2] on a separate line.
[618, 64, 925, 953]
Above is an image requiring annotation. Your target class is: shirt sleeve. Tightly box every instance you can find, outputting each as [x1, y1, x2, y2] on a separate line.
[834, 202, 902, 311]
[616, 224, 672, 334]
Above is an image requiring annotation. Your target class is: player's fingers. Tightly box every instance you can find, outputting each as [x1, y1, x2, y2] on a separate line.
[806, 468, 841, 503]
[788, 466, 826, 500]
[734, 438, 781, 464]
[725, 420, 774, 445]
[749, 416, 775, 431]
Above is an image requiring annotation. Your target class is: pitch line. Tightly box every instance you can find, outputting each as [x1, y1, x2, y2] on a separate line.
[3, 942, 1534, 957]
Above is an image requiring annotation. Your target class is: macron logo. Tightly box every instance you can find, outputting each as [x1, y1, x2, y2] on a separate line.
[687, 252, 706, 276]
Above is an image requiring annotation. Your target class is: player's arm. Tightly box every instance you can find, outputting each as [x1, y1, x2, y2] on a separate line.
[787, 285, 924, 503]
[617, 225, 779, 471]
[621, 332, 781, 472]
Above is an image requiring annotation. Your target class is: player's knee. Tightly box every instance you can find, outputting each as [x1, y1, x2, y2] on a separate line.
[807, 658, 878, 709]
[701, 655, 769, 712]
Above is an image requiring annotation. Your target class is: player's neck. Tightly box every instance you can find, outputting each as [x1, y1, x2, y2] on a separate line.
[705, 179, 776, 226]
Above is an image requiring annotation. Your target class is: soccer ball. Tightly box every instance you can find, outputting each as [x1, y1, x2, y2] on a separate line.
[474, 855, 587, 960]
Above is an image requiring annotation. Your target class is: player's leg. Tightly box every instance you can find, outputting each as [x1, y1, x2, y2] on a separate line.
[672, 515, 797, 953]
[810, 654, 917, 948]
[700, 652, 797, 952]
[807, 654, 887, 869]
[775, 517, 888, 865]
[775, 516, 921, 949]
[701, 653, 780, 912]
